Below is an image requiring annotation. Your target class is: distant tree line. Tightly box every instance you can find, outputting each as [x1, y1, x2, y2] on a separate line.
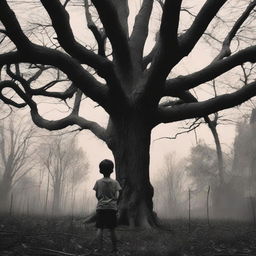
[0, 112, 89, 216]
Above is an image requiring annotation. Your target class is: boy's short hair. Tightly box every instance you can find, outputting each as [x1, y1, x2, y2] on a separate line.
[99, 159, 114, 175]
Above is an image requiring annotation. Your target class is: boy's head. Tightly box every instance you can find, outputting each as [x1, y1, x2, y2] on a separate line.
[99, 159, 114, 177]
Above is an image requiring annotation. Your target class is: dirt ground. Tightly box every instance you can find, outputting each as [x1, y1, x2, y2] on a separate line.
[0, 215, 256, 256]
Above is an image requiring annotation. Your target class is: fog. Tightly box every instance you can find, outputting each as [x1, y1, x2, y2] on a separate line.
[0, 0, 256, 224]
[153, 112, 256, 222]
[0, 108, 255, 225]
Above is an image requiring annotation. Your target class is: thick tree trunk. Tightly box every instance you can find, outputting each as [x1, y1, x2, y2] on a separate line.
[108, 116, 156, 227]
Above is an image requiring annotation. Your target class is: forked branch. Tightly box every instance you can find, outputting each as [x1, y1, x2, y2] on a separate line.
[129, 0, 153, 62]
[0, 0, 32, 51]
[213, 0, 256, 62]
[91, 0, 131, 70]
[40, 0, 110, 73]
[84, 0, 106, 57]
[165, 45, 256, 95]
[158, 80, 256, 124]
[180, 0, 228, 56]
[0, 80, 107, 141]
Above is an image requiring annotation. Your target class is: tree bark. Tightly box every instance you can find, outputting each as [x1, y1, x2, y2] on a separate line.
[108, 115, 156, 227]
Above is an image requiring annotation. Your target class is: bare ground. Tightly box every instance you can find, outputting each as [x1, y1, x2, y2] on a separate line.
[0, 215, 256, 256]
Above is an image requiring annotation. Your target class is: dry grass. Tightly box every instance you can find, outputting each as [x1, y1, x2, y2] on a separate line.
[0, 215, 256, 255]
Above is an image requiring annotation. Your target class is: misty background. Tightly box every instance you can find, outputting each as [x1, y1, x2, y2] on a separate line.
[0, 103, 255, 223]
[0, 0, 256, 224]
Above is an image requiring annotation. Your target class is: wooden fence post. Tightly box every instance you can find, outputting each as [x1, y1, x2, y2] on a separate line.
[207, 186, 211, 227]
[249, 196, 256, 226]
[189, 189, 191, 233]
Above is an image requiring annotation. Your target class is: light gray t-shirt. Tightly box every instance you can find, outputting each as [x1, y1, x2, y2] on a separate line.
[93, 177, 122, 210]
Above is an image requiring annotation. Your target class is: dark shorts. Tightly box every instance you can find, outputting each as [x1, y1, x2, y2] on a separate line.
[96, 209, 117, 229]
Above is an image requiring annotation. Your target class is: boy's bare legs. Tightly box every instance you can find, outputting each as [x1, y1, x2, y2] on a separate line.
[96, 228, 103, 251]
[110, 228, 117, 252]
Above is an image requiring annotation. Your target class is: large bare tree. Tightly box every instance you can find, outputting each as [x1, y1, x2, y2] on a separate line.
[0, 0, 256, 226]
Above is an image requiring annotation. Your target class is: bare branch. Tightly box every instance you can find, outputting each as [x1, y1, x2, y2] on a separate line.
[0, 81, 27, 108]
[91, 0, 132, 70]
[6, 64, 77, 100]
[143, 0, 183, 103]
[63, 0, 71, 8]
[159, 0, 182, 49]
[109, 0, 129, 36]
[84, 0, 106, 57]
[0, 52, 23, 69]
[158, 80, 256, 124]
[1, 48, 110, 110]
[30, 108, 108, 142]
[213, 0, 256, 62]
[0, 2, 110, 109]
[154, 118, 203, 141]
[71, 89, 83, 116]
[165, 45, 256, 95]
[180, 0, 228, 57]
[40, 0, 111, 74]
[30, 81, 77, 100]
[129, 0, 154, 63]
[142, 44, 157, 70]
[0, 0, 32, 52]
[27, 65, 50, 83]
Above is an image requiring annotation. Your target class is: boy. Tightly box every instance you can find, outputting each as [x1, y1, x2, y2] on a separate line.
[93, 159, 121, 253]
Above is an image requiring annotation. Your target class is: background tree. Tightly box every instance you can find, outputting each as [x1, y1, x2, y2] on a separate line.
[0, 114, 36, 212]
[186, 142, 219, 190]
[232, 109, 256, 198]
[12, 175, 38, 215]
[1, 0, 256, 226]
[154, 153, 186, 218]
[63, 142, 88, 214]
[186, 141, 239, 217]
[40, 133, 88, 215]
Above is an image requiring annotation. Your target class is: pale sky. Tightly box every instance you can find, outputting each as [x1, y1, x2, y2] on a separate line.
[5, 0, 253, 203]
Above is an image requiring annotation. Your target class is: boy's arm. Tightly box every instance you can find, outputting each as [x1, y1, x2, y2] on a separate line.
[115, 181, 122, 200]
[93, 181, 99, 199]
[115, 191, 120, 200]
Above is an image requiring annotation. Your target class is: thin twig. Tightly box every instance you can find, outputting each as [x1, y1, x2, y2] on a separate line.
[154, 121, 203, 141]
[32, 247, 77, 256]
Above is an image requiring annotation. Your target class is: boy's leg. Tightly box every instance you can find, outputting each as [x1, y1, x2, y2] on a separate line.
[110, 228, 117, 252]
[96, 228, 103, 251]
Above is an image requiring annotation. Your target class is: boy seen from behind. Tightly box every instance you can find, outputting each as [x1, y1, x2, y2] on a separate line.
[93, 159, 121, 253]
